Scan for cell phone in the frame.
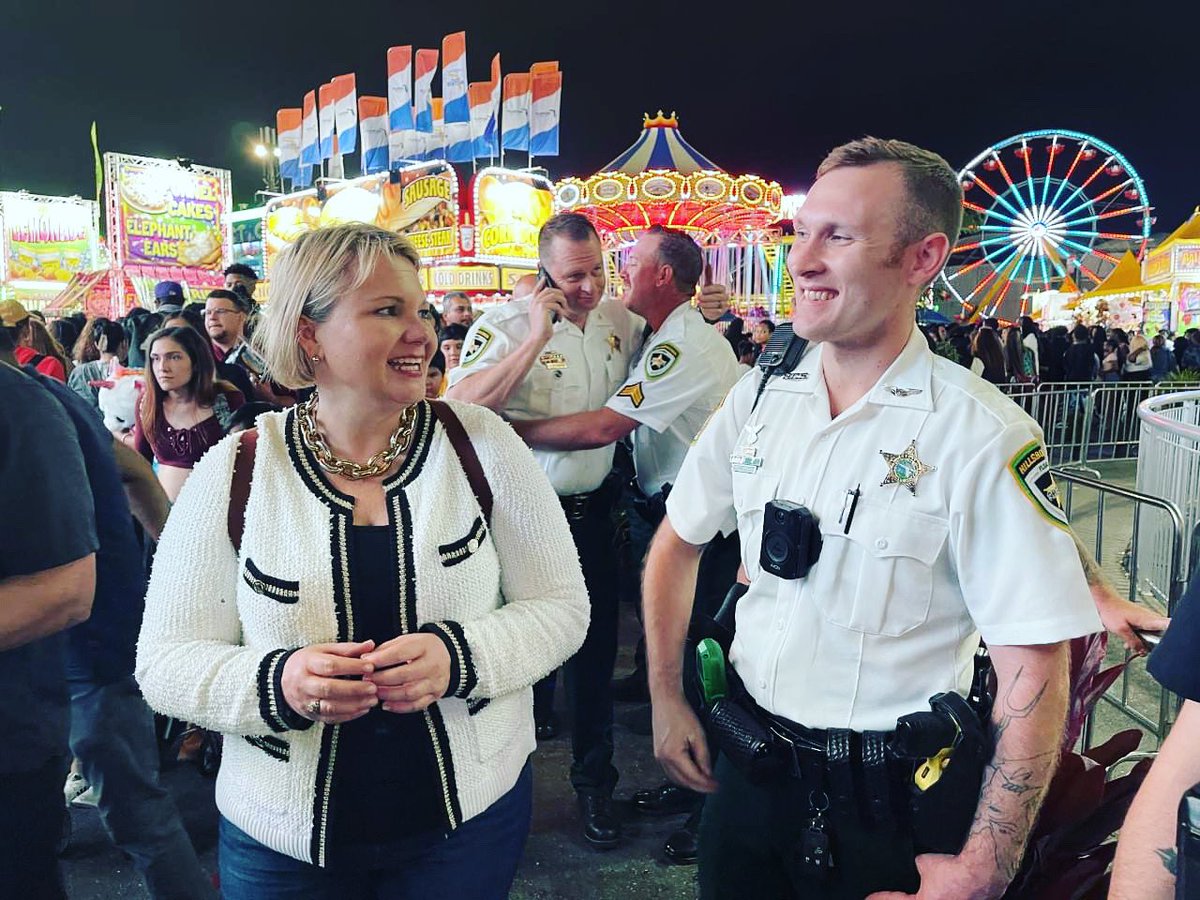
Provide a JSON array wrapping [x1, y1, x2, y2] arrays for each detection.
[[537, 265, 560, 323], [1134, 628, 1163, 647]]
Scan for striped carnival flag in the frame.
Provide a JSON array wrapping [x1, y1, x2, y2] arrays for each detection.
[[358, 96, 389, 175], [413, 49, 438, 133], [441, 31, 469, 124], [276, 108, 303, 182], [422, 97, 446, 160], [317, 82, 337, 160], [386, 46, 414, 133], [501, 74, 531, 152], [529, 70, 562, 157], [468, 82, 493, 159], [481, 53, 501, 158], [300, 90, 319, 166], [331, 74, 358, 155]]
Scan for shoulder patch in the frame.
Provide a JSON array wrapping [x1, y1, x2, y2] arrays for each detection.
[[645, 343, 680, 380], [617, 382, 645, 408], [460, 327, 493, 367], [1007, 440, 1069, 530]]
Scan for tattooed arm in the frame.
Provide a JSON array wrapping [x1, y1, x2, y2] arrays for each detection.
[[1111, 699, 1200, 899], [958, 644, 1070, 896], [868, 643, 1070, 900], [1072, 530, 1169, 655]]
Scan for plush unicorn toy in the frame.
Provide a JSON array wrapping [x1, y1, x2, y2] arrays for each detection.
[[91, 359, 144, 436]]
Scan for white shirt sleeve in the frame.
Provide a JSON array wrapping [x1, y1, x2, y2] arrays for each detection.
[[664, 371, 758, 544], [949, 421, 1101, 645], [446, 313, 517, 387]]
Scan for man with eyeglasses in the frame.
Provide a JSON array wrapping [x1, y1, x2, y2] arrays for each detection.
[[204, 290, 295, 408]]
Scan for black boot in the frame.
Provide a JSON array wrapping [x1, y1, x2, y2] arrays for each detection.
[[663, 804, 702, 864], [578, 794, 621, 849]]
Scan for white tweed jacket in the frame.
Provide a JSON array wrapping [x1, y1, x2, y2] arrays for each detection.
[[135, 400, 590, 866]]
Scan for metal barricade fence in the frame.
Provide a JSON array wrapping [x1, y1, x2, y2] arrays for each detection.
[[998, 381, 1200, 467], [1136, 391, 1200, 592], [1054, 468, 1188, 748]]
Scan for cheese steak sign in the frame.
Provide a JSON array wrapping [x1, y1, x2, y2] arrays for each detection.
[[262, 162, 459, 271]]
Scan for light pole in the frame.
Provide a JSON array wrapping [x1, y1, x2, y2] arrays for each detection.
[[253, 125, 281, 193]]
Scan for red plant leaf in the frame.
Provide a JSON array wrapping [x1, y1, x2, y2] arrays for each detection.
[[1061, 761, 1152, 854], [1083, 729, 1143, 768], [1034, 753, 1107, 838]]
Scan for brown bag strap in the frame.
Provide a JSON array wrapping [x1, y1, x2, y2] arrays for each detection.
[[228, 429, 258, 553], [428, 401, 493, 527]]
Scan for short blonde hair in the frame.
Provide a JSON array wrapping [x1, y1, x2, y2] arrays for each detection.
[[255, 223, 422, 389], [817, 137, 963, 253]]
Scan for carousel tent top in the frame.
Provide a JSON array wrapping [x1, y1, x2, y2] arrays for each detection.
[[555, 112, 782, 242], [601, 112, 721, 175], [1078, 250, 1154, 299]]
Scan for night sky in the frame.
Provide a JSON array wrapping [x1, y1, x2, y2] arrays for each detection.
[[3, 0, 1198, 231]]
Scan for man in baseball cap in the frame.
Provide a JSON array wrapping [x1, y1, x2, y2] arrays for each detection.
[[153, 281, 185, 314]]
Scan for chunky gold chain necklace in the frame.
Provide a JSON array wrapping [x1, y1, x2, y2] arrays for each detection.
[[297, 394, 418, 480]]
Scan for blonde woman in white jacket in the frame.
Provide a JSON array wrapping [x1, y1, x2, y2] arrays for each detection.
[[136, 224, 590, 899]]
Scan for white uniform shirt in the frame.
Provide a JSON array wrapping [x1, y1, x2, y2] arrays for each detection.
[[605, 302, 742, 497], [448, 297, 643, 495], [666, 325, 1102, 731]]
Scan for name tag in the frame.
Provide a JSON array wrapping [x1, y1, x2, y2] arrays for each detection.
[[538, 351, 568, 370], [729, 448, 764, 474]]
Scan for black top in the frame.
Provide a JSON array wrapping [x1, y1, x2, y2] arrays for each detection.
[[327, 525, 450, 867], [1147, 568, 1200, 702], [26, 368, 149, 684], [0, 362, 99, 773]]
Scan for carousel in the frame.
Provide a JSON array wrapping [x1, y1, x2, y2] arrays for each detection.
[[555, 112, 786, 313]]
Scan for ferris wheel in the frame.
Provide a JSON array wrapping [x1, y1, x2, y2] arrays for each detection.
[[940, 129, 1152, 319]]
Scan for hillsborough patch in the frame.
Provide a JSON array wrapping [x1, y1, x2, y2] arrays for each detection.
[[461, 327, 493, 367], [645, 343, 680, 379], [1008, 440, 1068, 530]]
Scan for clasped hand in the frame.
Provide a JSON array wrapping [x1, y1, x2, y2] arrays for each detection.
[[281, 634, 452, 724]]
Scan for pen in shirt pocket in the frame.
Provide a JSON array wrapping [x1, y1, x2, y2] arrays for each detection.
[[839, 485, 861, 535]]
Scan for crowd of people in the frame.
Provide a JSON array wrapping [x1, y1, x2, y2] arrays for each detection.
[[921, 317, 1200, 386], [2, 140, 1198, 900]]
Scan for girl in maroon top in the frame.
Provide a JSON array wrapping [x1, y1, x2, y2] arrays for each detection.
[[135, 325, 244, 501]]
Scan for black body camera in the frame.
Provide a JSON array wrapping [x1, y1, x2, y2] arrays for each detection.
[[760, 500, 822, 579]]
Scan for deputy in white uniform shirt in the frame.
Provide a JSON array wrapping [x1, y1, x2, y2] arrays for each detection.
[[510, 226, 741, 502], [510, 225, 743, 864], [446, 213, 641, 850], [643, 138, 1103, 900]]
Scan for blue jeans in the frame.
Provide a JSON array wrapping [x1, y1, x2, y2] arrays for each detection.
[[219, 760, 533, 900], [68, 675, 213, 899]]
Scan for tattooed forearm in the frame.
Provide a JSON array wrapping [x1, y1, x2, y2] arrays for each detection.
[[964, 664, 1065, 890], [1072, 530, 1106, 587], [1156, 847, 1178, 875]]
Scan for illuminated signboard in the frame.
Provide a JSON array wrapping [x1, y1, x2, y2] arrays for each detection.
[[0, 192, 100, 292], [470, 168, 554, 264], [263, 161, 459, 271], [105, 153, 231, 272]]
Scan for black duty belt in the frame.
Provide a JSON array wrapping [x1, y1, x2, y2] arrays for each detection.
[[558, 481, 616, 522]]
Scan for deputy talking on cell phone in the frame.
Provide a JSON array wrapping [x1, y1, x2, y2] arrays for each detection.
[[446, 213, 643, 849], [642, 138, 1103, 900]]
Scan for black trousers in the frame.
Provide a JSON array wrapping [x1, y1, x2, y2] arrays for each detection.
[[699, 754, 921, 899], [0, 754, 69, 900], [560, 497, 622, 797]]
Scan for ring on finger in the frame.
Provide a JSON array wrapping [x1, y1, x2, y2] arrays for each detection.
[[306, 698, 322, 717]]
